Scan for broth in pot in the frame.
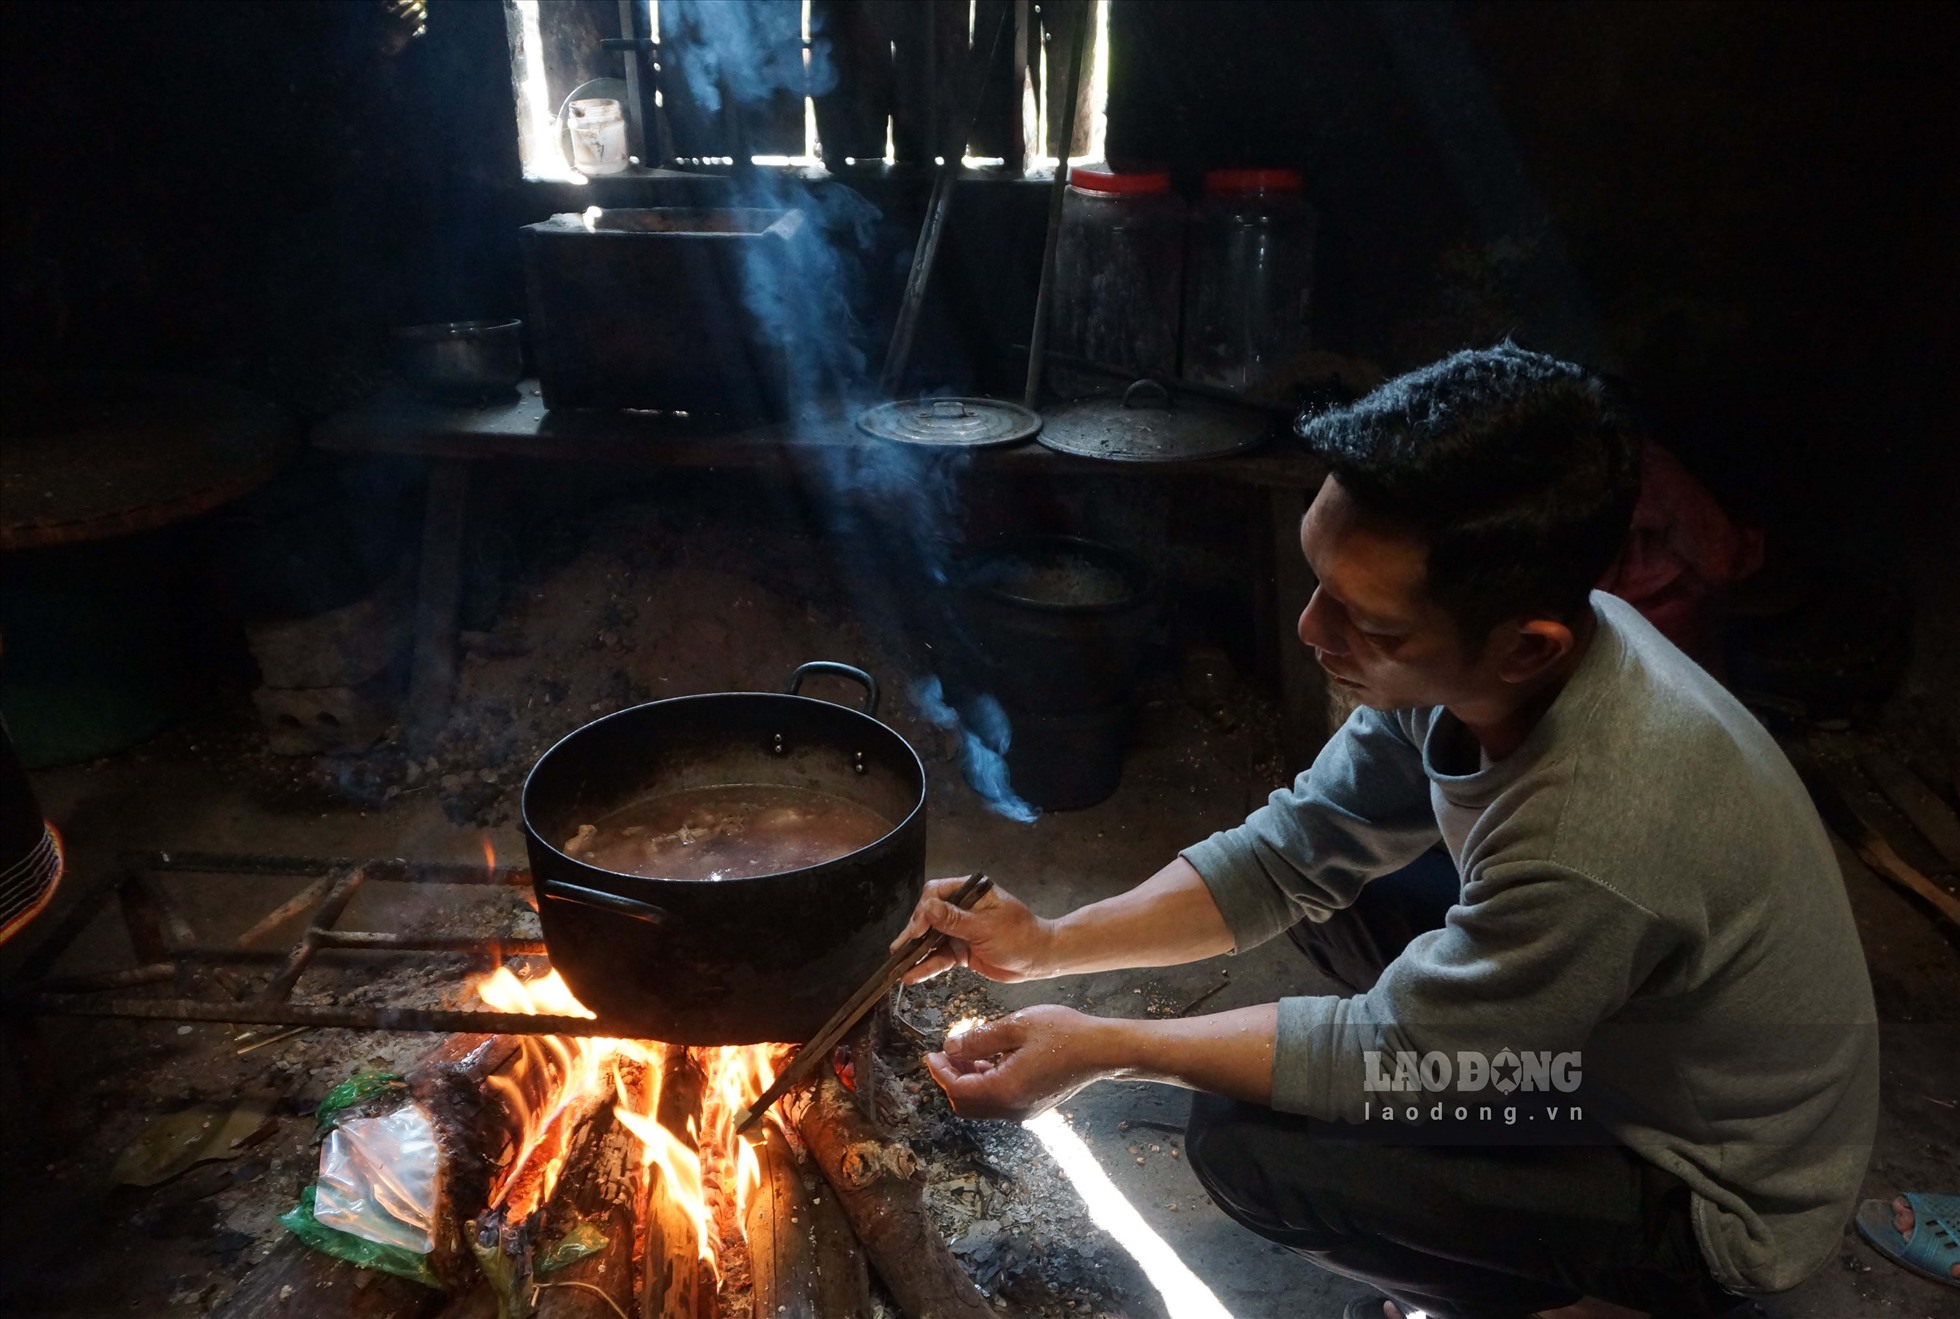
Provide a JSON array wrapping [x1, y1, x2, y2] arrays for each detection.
[[560, 783, 893, 882]]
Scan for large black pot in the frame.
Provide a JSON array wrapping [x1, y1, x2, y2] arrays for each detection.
[[521, 663, 925, 1044]]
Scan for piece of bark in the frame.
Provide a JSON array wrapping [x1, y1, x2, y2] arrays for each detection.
[[532, 1112, 644, 1318], [742, 1123, 820, 1319], [217, 1235, 444, 1319], [796, 1067, 1003, 1319]]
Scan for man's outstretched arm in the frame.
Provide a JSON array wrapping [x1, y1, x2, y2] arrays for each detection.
[[894, 855, 1234, 984]]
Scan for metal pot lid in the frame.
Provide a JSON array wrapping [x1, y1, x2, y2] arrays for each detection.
[[856, 397, 1042, 449], [1038, 379, 1270, 463]]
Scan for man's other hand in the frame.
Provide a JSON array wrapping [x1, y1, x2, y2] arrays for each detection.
[[923, 1006, 1110, 1120], [891, 877, 1055, 984]]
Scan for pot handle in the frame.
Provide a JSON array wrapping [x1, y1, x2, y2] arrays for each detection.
[[786, 661, 879, 716], [540, 878, 673, 927]]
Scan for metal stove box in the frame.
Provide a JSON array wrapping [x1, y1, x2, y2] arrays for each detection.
[[520, 207, 803, 418]]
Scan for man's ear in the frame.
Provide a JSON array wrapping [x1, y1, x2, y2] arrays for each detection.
[[1496, 618, 1578, 685]]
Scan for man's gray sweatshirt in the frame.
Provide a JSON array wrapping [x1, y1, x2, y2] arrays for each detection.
[[1181, 592, 1877, 1296]]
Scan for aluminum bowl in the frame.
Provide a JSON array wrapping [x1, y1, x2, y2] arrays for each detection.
[[392, 319, 524, 399]]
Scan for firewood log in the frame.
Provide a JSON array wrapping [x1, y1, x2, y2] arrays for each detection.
[[531, 1112, 643, 1318], [741, 1122, 820, 1319], [638, 1163, 710, 1319], [796, 1067, 1007, 1319], [636, 1047, 711, 1319], [808, 1173, 873, 1319]]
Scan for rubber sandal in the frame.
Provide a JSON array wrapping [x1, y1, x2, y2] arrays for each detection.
[[1342, 1298, 1424, 1319], [1855, 1193, 1960, 1290]]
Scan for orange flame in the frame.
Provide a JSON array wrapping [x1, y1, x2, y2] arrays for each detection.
[[471, 967, 783, 1282]]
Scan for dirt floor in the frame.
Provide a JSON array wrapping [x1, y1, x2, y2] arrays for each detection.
[[3, 499, 1956, 1319]]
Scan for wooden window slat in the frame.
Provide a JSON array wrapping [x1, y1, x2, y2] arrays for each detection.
[[660, 0, 806, 160], [536, 0, 626, 119]]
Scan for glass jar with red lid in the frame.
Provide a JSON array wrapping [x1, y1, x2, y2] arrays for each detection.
[[1182, 168, 1317, 394], [1049, 165, 1186, 388]]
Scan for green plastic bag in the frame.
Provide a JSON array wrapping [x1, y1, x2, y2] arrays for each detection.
[[535, 1218, 609, 1276], [279, 1186, 443, 1289], [315, 1071, 406, 1130]]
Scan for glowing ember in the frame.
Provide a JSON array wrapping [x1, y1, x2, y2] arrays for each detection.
[[471, 966, 783, 1281]]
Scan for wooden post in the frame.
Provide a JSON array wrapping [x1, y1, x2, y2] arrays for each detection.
[[405, 459, 472, 755]]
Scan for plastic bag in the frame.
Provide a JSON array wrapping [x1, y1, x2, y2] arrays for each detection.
[[280, 1187, 443, 1289], [313, 1102, 440, 1253], [535, 1218, 608, 1275], [315, 1071, 406, 1130]]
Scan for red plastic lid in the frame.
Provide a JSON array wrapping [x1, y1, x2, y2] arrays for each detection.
[[1068, 166, 1173, 196], [1204, 168, 1305, 195]]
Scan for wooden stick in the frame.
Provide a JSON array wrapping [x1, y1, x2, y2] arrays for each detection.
[[1861, 748, 1960, 868], [1796, 746, 1960, 931], [735, 874, 990, 1134], [233, 873, 338, 948]]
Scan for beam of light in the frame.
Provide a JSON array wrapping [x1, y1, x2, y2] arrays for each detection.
[[514, 0, 580, 181], [1024, 1110, 1236, 1319]]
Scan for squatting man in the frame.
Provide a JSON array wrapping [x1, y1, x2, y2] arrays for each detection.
[[892, 346, 1877, 1319]]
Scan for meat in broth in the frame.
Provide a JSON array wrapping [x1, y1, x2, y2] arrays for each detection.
[[560, 783, 893, 881]]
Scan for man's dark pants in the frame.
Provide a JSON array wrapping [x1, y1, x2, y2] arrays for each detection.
[[1183, 852, 1738, 1319]]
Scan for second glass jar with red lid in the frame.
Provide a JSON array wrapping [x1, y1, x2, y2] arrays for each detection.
[[1181, 168, 1317, 394], [1050, 166, 1186, 387]]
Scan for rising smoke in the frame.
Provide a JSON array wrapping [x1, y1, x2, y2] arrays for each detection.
[[664, 8, 1039, 822]]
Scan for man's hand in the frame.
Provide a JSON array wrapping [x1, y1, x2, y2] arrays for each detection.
[[890, 877, 1056, 984], [923, 1005, 1112, 1121]]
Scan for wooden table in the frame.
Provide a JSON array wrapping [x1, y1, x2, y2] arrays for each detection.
[[314, 384, 1330, 764]]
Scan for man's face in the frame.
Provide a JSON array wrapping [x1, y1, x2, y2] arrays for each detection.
[[1296, 476, 1496, 712]]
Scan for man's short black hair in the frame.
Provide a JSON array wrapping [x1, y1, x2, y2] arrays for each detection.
[[1296, 343, 1641, 649]]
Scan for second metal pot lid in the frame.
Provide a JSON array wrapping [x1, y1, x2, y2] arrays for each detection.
[[1037, 379, 1271, 463], [855, 397, 1042, 449]]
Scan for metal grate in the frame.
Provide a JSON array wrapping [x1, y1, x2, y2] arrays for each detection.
[[8, 850, 643, 1038]]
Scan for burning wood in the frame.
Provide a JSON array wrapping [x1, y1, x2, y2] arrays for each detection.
[[529, 1112, 643, 1318], [465, 967, 786, 1318], [241, 966, 1015, 1319]]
